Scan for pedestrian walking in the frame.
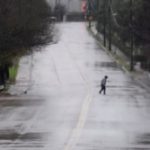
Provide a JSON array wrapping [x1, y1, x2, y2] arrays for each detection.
[[99, 75, 108, 95]]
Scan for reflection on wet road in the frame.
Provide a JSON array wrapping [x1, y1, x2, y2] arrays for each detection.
[[0, 22, 150, 150]]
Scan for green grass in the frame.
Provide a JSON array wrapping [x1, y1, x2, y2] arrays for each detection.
[[87, 25, 132, 72], [113, 53, 130, 71], [9, 65, 18, 83]]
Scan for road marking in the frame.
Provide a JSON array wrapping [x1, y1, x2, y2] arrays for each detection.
[[64, 86, 93, 150], [63, 39, 93, 150]]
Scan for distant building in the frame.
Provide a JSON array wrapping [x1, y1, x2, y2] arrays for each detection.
[[47, 0, 82, 13], [47, 0, 85, 21]]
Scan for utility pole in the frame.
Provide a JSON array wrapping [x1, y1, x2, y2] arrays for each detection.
[[55, 0, 60, 5], [103, 0, 106, 47], [96, 0, 100, 32], [55, 0, 58, 6], [96, 0, 99, 18], [130, 0, 134, 71], [108, 0, 112, 51], [67, 0, 71, 13], [88, 0, 92, 28]]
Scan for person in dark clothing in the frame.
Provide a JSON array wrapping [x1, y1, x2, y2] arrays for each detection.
[[99, 75, 108, 95]]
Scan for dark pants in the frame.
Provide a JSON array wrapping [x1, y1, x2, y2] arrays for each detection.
[[99, 85, 106, 95]]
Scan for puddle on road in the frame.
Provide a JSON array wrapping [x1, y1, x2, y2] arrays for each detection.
[[86, 61, 120, 71], [136, 133, 150, 145], [0, 130, 47, 141], [76, 144, 150, 150], [94, 61, 119, 69], [0, 99, 45, 107]]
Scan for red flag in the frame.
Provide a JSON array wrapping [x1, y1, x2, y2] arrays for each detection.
[[81, 0, 87, 13]]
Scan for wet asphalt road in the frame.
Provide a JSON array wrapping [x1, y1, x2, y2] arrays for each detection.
[[1, 22, 150, 150]]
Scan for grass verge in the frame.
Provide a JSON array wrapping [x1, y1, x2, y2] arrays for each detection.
[[9, 65, 19, 83]]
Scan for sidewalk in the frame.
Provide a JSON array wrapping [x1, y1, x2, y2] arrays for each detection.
[[8, 54, 34, 95], [88, 22, 150, 92]]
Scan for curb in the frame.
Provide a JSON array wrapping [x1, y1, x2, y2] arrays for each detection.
[[87, 25, 150, 92], [87, 26, 129, 73]]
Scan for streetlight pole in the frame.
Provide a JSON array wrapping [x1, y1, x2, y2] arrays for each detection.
[[96, 0, 100, 32], [108, 0, 112, 51], [87, 0, 92, 28], [55, 0, 58, 6], [130, 0, 134, 71], [96, 0, 99, 19], [67, 0, 71, 13], [103, 0, 106, 46]]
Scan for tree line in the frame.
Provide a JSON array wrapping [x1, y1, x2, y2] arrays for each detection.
[[0, 0, 52, 87], [87, 0, 150, 71]]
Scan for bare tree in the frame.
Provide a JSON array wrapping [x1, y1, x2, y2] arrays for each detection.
[[0, 0, 53, 85], [0, 0, 52, 59]]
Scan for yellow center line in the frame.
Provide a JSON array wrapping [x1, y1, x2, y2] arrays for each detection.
[[64, 86, 93, 150]]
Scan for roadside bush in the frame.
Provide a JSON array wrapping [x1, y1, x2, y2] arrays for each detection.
[[0, 0, 53, 87]]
